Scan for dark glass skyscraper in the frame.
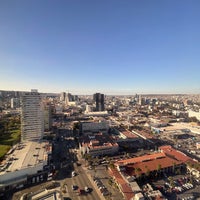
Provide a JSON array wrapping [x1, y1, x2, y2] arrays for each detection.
[[93, 93, 105, 111]]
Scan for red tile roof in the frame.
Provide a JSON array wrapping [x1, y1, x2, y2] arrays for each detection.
[[159, 145, 192, 162], [116, 152, 166, 166], [109, 168, 134, 200], [132, 129, 155, 139], [125, 156, 182, 177], [121, 130, 139, 139], [110, 146, 193, 200]]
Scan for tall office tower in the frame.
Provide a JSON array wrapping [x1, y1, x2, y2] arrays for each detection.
[[93, 93, 105, 111], [21, 89, 44, 141], [60, 92, 66, 101], [138, 95, 142, 105], [44, 104, 52, 131], [65, 93, 77, 105]]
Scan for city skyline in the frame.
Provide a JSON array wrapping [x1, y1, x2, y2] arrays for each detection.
[[1, 1, 200, 95]]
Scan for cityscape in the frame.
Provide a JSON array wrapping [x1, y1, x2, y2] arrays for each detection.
[[1, 1, 200, 200], [0, 90, 200, 200]]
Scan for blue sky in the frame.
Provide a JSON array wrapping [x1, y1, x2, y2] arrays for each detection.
[[0, 0, 200, 94]]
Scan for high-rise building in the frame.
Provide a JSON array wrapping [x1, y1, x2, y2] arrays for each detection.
[[60, 92, 66, 101], [65, 93, 79, 106], [44, 104, 52, 131], [93, 93, 105, 111], [21, 90, 44, 141], [65, 93, 73, 104], [11, 98, 20, 109]]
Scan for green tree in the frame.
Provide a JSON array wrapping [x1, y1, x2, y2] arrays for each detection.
[[109, 161, 115, 169], [135, 167, 142, 179], [172, 162, 176, 173], [168, 176, 174, 188], [157, 164, 162, 175], [84, 153, 92, 167], [145, 165, 150, 177]]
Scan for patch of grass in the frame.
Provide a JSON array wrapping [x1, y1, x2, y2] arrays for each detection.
[[0, 130, 20, 146], [0, 129, 21, 159], [0, 145, 10, 158]]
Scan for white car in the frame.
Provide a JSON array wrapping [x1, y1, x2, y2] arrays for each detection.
[[72, 171, 76, 177], [85, 186, 90, 192]]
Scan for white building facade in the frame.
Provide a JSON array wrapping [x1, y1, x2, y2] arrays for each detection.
[[21, 90, 44, 141]]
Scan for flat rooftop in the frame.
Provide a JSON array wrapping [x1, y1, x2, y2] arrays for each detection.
[[121, 130, 139, 139], [0, 141, 51, 175], [81, 132, 118, 150], [27, 189, 62, 200], [161, 122, 200, 134]]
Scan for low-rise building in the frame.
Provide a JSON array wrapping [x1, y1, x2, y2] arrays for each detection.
[[0, 141, 52, 193], [79, 132, 119, 156], [80, 121, 109, 135], [109, 146, 193, 200]]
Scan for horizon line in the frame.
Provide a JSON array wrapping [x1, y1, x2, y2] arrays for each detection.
[[0, 89, 200, 96]]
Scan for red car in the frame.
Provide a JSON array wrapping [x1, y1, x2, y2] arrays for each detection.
[[78, 189, 85, 195]]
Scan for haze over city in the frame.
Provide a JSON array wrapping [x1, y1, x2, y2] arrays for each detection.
[[0, 1, 200, 94]]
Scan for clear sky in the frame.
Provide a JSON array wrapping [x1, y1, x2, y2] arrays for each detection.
[[0, 0, 200, 95]]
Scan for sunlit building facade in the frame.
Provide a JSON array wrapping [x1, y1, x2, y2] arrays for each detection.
[[21, 90, 44, 141]]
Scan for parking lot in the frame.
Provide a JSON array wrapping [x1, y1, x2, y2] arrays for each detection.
[[150, 173, 200, 200]]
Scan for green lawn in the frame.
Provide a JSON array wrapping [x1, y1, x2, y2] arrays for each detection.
[[0, 129, 20, 159], [0, 130, 20, 145], [0, 145, 10, 158]]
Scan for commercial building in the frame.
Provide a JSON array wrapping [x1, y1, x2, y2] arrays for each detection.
[[116, 146, 191, 177], [44, 104, 52, 131], [93, 93, 105, 111], [65, 93, 78, 106], [21, 90, 44, 141], [108, 146, 193, 200], [60, 92, 66, 101], [79, 132, 119, 156], [80, 121, 109, 135], [0, 141, 52, 193]]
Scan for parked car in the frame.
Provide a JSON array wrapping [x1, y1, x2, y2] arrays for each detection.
[[72, 185, 78, 190], [85, 186, 90, 193], [78, 188, 85, 195], [72, 171, 76, 177]]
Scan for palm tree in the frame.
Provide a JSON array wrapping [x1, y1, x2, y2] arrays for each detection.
[[157, 164, 162, 177], [126, 152, 131, 158], [108, 178, 113, 200], [108, 178, 113, 186], [145, 165, 150, 178], [172, 162, 176, 174], [93, 165, 97, 178], [93, 156, 99, 166], [168, 176, 174, 189], [84, 153, 92, 167], [109, 161, 115, 169], [135, 167, 142, 179]]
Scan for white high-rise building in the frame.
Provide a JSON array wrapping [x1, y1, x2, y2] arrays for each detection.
[[11, 98, 20, 109], [21, 90, 44, 141]]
